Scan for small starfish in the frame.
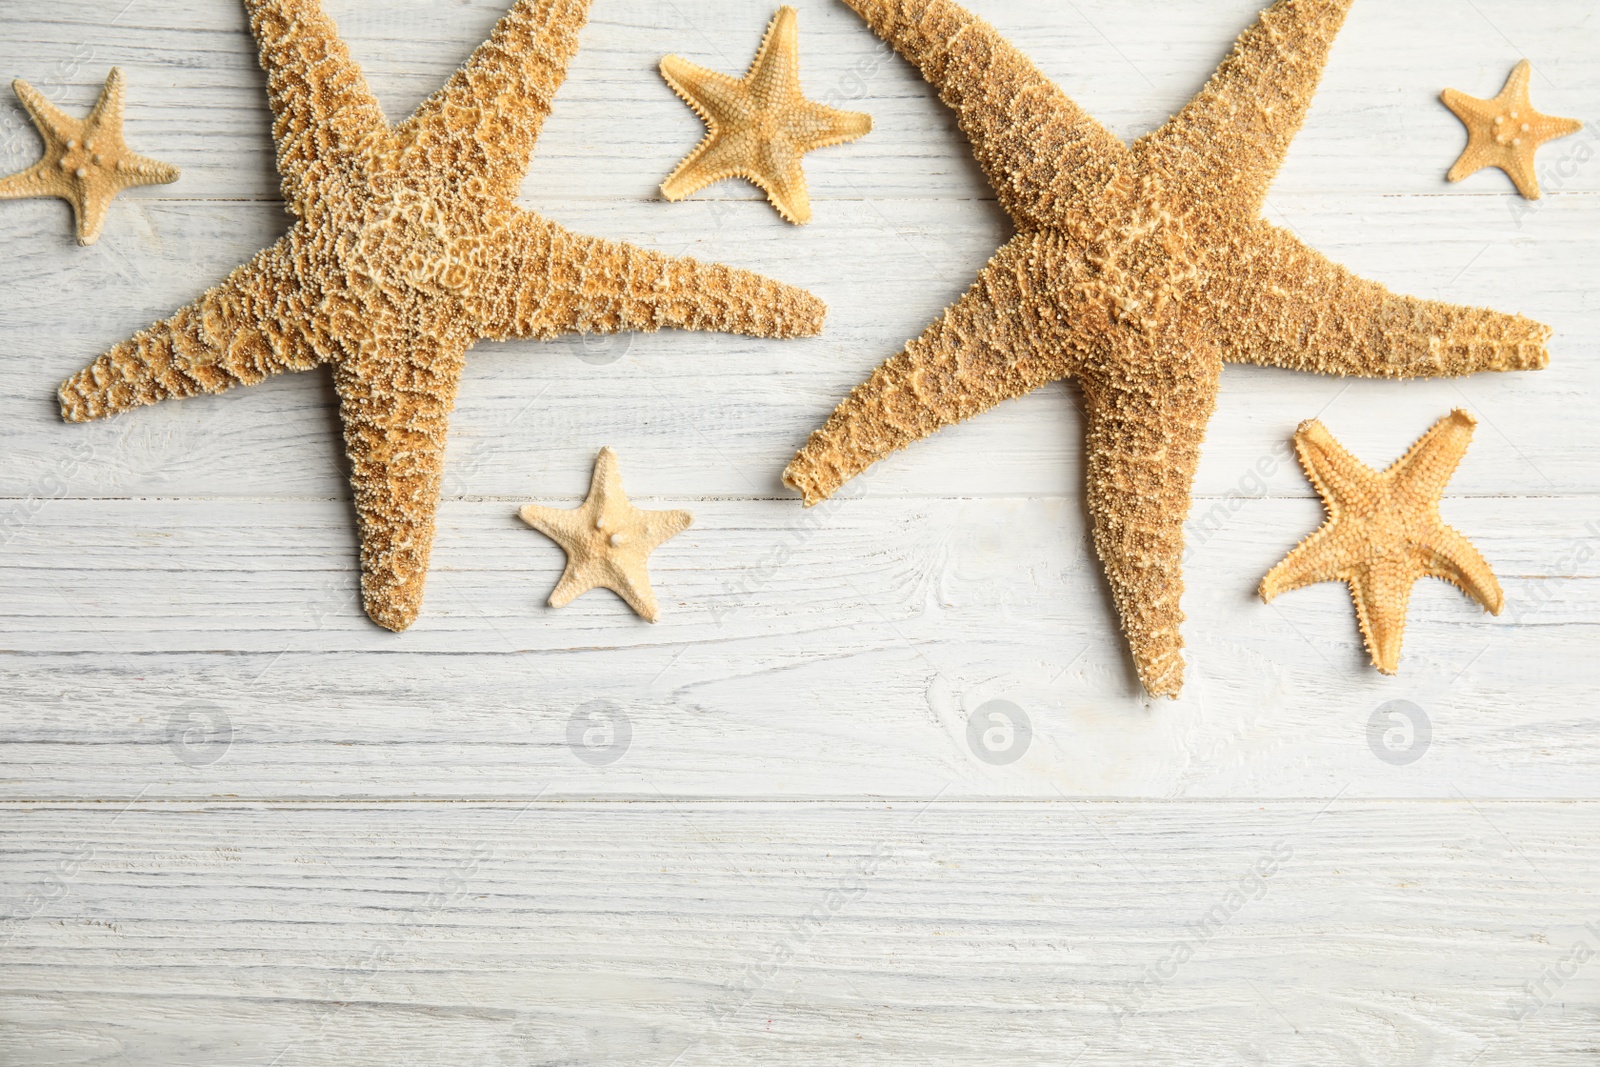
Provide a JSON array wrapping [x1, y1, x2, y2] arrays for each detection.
[[520, 448, 693, 622], [1442, 60, 1582, 200], [660, 5, 872, 224], [1260, 410, 1503, 675], [783, 0, 1549, 697], [57, 0, 825, 632], [0, 67, 179, 245]]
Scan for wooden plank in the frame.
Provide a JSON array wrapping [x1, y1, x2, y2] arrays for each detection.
[[2, 495, 1595, 799], [3, 801, 1598, 1066]]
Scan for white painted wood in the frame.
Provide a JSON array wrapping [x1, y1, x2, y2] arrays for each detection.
[[0, 0, 1596, 1060], [4, 802, 1600, 1066]]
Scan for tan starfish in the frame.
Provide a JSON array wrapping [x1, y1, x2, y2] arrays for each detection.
[[0, 67, 179, 245], [520, 447, 693, 622], [660, 5, 873, 224], [1260, 410, 1503, 674], [1442, 60, 1582, 200], [782, 0, 1549, 697], [57, 0, 825, 633]]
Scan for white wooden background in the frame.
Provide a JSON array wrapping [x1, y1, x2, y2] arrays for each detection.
[[1, 0, 1597, 1062]]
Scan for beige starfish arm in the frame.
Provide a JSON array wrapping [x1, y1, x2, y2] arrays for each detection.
[[398, 0, 592, 198], [10, 77, 77, 141], [1079, 352, 1222, 699], [797, 100, 875, 150], [1290, 417, 1376, 511], [659, 56, 747, 136], [1389, 408, 1476, 502], [332, 335, 472, 633], [660, 125, 755, 202], [1422, 525, 1505, 615], [605, 564, 662, 622], [1348, 559, 1416, 674], [244, 0, 388, 207], [1214, 221, 1552, 378], [1258, 523, 1354, 601], [783, 240, 1068, 505], [59, 241, 328, 422], [840, 0, 1129, 228], [0, 162, 57, 201], [1134, 0, 1355, 218], [476, 214, 827, 342]]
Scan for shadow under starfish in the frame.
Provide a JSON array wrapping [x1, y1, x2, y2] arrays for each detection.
[[783, 0, 1550, 698], [57, 0, 826, 632]]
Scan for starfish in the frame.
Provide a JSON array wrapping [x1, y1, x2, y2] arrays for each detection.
[[1442, 60, 1583, 200], [782, 0, 1550, 697], [57, 0, 825, 632], [519, 447, 693, 622], [0, 67, 179, 245], [1260, 410, 1503, 674], [659, 5, 873, 224]]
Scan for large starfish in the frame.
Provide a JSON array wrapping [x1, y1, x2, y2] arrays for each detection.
[[1260, 410, 1503, 674], [783, 0, 1550, 697], [57, 0, 825, 632]]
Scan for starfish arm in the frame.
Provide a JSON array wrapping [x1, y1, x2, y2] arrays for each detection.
[[1389, 408, 1475, 502], [602, 560, 662, 622], [398, 0, 591, 198], [841, 0, 1129, 228], [1348, 559, 1416, 674], [332, 333, 472, 633], [475, 213, 827, 343], [1291, 417, 1376, 512], [109, 150, 182, 191], [747, 5, 803, 101], [0, 162, 58, 201], [548, 561, 603, 609], [797, 101, 875, 151], [784, 238, 1070, 506], [1258, 523, 1354, 600], [10, 77, 76, 142], [1133, 0, 1354, 219], [82, 65, 126, 130], [1423, 525, 1504, 615], [1079, 346, 1222, 699], [660, 124, 754, 202], [59, 240, 327, 422], [1500, 153, 1542, 201], [756, 155, 812, 225], [1214, 221, 1552, 378], [659, 57, 749, 133], [244, 0, 388, 208]]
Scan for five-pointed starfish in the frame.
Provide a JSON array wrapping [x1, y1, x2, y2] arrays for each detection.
[[520, 447, 693, 622], [782, 0, 1550, 697], [660, 5, 873, 224], [1260, 410, 1502, 674], [57, 0, 825, 632], [1442, 60, 1583, 200], [0, 67, 179, 245]]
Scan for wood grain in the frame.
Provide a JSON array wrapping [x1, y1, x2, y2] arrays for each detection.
[[1, 0, 1596, 1061]]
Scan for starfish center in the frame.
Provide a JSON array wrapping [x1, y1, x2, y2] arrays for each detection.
[[1068, 176, 1201, 332]]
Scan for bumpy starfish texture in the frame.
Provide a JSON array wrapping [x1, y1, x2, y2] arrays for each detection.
[[58, 0, 825, 632], [1442, 60, 1582, 200], [660, 5, 872, 224], [1261, 410, 1502, 674], [519, 448, 693, 622], [782, 0, 1550, 697], [0, 68, 179, 245]]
